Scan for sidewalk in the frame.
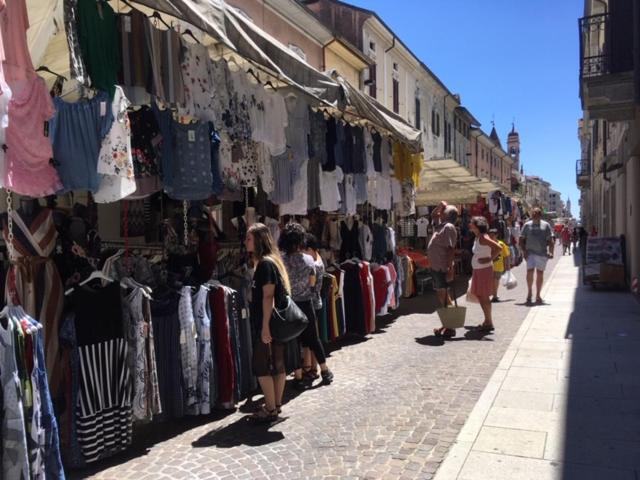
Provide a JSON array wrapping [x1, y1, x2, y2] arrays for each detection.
[[434, 256, 640, 480]]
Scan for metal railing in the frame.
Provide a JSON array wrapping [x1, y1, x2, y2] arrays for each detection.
[[579, 13, 610, 79], [576, 159, 591, 177]]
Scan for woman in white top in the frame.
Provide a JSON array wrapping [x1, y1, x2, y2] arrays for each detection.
[[469, 217, 502, 332]]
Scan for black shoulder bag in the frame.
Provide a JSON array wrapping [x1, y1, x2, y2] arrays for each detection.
[[267, 262, 309, 342]]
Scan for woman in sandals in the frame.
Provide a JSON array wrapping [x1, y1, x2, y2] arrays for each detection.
[[245, 223, 290, 423], [468, 217, 503, 332], [280, 224, 334, 390]]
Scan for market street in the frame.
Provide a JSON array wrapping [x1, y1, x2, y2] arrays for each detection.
[[70, 256, 569, 480]]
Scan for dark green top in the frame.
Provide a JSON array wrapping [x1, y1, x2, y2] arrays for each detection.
[[77, 0, 120, 97]]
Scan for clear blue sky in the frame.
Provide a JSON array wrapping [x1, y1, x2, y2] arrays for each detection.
[[348, 0, 583, 214]]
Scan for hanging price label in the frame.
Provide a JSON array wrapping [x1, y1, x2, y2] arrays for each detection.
[[188, 130, 196, 142]]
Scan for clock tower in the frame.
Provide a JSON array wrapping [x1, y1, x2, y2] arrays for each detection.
[[507, 123, 520, 172]]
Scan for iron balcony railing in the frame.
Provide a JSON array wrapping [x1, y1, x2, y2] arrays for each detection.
[[576, 159, 591, 177], [579, 13, 610, 79]]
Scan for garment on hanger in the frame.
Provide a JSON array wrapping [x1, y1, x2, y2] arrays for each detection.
[[251, 87, 288, 156], [95, 85, 136, 203], [65, 282, 132, 464], [279, 159, 308, 216], [359, 222, 373, 261], [324, 116, 337, 171], [77, 0, 119, 96], [371, 223, 388, 262], [128, 105, 162, 198], [282, 89, 310, 176], [117, 9, 152, 105], [178, 286, 199, 413], [122, 285, 162, 422], [416, 216, 430, 238], [352, 125, 366, 174], [144, 18, 185, 105], [180, 40, 218, 123], [2, 207, 65, 394], [340, 174, 357, 216], [319, 167, 343, 212], [169, 120, 214, 200], [4, 76, 63, 196], [1, 0, 34, 83], [339, 218, 362, 261]]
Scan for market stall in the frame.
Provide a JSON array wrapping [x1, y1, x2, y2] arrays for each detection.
[[0, 0, 427, 476]]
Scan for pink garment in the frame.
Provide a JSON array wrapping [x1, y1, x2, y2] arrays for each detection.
[[5, 76, 63, 196], [1, 0, 34, 83], [470, 266, 494, 299]]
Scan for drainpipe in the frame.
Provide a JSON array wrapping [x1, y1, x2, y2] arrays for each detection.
[[383, 36, 396, 108]]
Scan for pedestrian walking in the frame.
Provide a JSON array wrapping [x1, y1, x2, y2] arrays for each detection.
[[571, 227, 579, 254], [468, 217, 502, 332], [428, 202, 459, 337], [245, 223, 291, 423], [280, 223, 333, 390], [489, 228, 511, 303], [561, 224, 572, 255], [520, 208, 554, 305]]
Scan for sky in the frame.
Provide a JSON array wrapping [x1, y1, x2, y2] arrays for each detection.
[[348, 0, 583, 214]]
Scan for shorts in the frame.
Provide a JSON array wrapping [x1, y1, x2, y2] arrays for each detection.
[[431, 270, 449, 290], [252, 338, 285, 377], [493, 270, 504, 280], [526, 253, 549, 271]]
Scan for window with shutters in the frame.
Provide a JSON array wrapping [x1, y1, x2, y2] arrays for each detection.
[[436, 113, 440, 137], [415, 97, 421, 129], [392, 78, 399, 113], [431, 110, 436, 134], [368, 64, 377, 98]]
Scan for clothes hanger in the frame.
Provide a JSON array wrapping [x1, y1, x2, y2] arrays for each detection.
[[151, 11, 171, 30], [36, 66, 67, 81], [182, 28, 201, 44]]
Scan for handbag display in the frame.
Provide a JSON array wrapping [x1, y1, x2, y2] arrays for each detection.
[[270, 294, 309, 342]]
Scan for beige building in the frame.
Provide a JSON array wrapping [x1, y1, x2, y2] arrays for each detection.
[[578, 0, 640, 284], [524, 175, 551, 211]]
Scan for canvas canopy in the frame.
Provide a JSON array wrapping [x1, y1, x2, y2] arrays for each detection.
[[416, 159, 506, 205]]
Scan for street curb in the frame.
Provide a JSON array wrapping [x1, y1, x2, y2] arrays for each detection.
[[433, 259, 564, 480]]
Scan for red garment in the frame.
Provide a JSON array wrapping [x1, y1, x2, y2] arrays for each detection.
[[372, 265, 391, 314], [386, 263, 398, 309], [210, 287, 236, 406], [358, 262, 373, 334], [397, 247, 430, 269]]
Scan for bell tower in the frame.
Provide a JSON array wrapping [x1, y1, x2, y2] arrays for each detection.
[[507, 123, 520, 172]]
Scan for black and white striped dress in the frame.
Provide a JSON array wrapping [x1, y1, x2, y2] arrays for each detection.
[[70, 283, 132, 463]]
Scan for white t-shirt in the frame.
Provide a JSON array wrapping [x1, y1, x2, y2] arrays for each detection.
[[391, 177, 402, 205], [342, 174, 357, 216], [367, 173, 392, 211], [416, 217, 430, 237], [252, 88, 288, 156], [319, 167, 343, 212]]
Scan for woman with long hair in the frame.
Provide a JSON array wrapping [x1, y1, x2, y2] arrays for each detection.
[[245, 223, 291, 422], [468, 216, 502, 332], [279, 224, 333, 390]]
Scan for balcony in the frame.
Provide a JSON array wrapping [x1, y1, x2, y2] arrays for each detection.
[[579, 12, 634, 121], [576, 159, 591, 189]]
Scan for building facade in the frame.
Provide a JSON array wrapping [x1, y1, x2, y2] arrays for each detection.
[[578, 0, 640, 284], [524, 175, 551, 211], [549, 189, 563, 215]]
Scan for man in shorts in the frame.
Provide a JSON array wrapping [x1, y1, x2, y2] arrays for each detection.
[[428, 203, 458, 335], [520, 207, 554, 305]]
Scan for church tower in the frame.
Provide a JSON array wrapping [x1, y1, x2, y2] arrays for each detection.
[[507, 123, 520, 172]]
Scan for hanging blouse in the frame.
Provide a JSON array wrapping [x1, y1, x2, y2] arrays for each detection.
[[251, 87, 287, 156], [128, 106, 162, 198], [180, 40, 218, 123], [193, 286, 213, 414], [50, 91, 114, 192], [4, 76, 63, 196], [77, 0, 119, 97], [169, 121, 214, 200], [117, 9, 152, 105], [209, 58, 232, 129], [94, 86, 136, 203], [144, 20, 185, 106]]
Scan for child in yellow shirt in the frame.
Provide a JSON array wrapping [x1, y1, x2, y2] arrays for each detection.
[[489, 228, 511, 303]]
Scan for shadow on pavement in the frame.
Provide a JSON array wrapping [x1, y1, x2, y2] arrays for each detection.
[[192, 416, 286, 449], [560, 267, 640, 478]]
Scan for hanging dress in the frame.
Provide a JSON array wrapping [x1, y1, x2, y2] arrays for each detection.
[[2, 208, 64, 397]]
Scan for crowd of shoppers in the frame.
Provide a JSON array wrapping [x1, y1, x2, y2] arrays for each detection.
[[244, 222, 334, 424]]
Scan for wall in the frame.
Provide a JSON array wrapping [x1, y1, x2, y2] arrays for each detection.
[[324, 48, 360, 86], [227, 0, 324, 69]]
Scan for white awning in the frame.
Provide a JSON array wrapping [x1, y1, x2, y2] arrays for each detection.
[[416, 159, 506, 205]]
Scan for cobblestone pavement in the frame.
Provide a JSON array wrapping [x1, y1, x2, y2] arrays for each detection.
[[71, 255, 560, 480]]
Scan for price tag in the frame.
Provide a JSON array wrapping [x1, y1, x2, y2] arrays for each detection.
[[188, 130, 196, 142], [100, 101, 107, 117], [179, 331, 186, 345], [241, 308, 248, 319]]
